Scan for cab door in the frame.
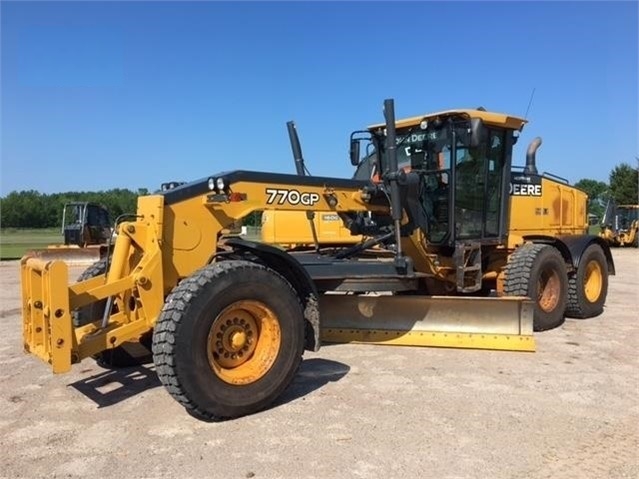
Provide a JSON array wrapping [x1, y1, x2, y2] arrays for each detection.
[[454, 128, 508, 241]]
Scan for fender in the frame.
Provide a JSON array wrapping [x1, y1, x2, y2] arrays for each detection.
[[224, 238, 322, 351], [523, 234, 615, 275]]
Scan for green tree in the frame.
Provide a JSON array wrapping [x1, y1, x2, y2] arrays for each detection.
[[0, 190, 54, 228], [609, 162, 639, 205], [574, 178, 609, 219], [0, 188, 142, 228], [574, 178, 609, 200]]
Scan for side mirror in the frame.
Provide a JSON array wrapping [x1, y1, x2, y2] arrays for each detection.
[[469, 118, 486, 148], [350, 139, 361, 166]]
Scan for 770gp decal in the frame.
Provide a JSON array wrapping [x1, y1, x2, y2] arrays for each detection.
[[265, 188, 321, 206]]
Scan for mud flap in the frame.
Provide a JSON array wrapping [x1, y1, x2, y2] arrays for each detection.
[[319, 294, 535, 352]]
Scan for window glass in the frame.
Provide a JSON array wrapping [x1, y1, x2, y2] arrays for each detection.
[[454, 128, 505, 239], [485, 130, 505, 236]]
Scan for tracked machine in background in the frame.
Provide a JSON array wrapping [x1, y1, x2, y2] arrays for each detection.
[[20, 98, 613, 421]]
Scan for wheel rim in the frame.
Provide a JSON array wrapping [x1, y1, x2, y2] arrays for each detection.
[[207, 300, 281, 385], [583, 260, 603, 303], [537, 267, 561, 313]]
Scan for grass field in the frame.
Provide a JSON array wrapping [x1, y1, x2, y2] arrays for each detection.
[[0, 228, 61, 260], [0, 227, 263, 260]]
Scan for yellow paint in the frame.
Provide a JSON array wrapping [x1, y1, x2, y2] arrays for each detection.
[[583, 260, 603, 303], [508, 176, 588, 249], [261, 210, 364, 247], [207, 300, 281, 385], [20, 258, 73, 373], [321, 328, 535, 352], [367, 108, 527, 132]]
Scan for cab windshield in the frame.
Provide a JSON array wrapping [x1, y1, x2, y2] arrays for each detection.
[[617, 207, 639, 230], [375, 119, 507, 244], [387, 124, 455, 243]]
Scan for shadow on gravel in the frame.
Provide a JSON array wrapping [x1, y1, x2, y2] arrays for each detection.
[[68, 364, 160, 408], [273, 358, 350, 408], [68, 357, 349, 412]]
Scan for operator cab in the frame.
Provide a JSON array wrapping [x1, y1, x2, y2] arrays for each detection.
[[615, 205, 639, 232], [61, 202, 112, 247], [350, 109, 527, 247]]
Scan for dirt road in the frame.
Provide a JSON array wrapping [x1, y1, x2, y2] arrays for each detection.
[[1, 249, 637, 479]]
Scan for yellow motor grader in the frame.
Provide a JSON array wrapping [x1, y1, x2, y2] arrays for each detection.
[[20, 99, 614, 421]]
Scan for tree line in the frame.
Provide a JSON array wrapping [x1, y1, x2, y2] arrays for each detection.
[[0, 188, 148, 229], [575, 162, 639, 220], [0, 188, 263, 229]]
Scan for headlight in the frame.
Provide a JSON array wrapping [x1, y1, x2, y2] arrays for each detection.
[[207, 177, 216, 191], [216, 177, 226, 191]]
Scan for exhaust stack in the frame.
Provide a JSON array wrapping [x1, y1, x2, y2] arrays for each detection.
[[286, 121, 319, 251], [524, 137, 542, 175], [287, 121, 306, 177]]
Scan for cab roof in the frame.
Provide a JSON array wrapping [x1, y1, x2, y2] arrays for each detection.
[[367, 108, 528, 132]]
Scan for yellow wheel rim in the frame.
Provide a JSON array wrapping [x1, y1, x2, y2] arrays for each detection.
[[583, 260, 603, 303], [207, 300, 281, 385], [537, 268, 561, 313]]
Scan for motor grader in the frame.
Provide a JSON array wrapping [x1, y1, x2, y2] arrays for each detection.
[[20, 98, 614, 421]]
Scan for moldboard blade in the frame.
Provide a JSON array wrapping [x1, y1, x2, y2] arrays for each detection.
[[319, 294, 535, 352]]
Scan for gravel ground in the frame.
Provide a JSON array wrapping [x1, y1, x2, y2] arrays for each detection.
[[0, 248, 637, 479]]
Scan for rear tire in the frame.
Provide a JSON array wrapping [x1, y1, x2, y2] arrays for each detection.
[[565, 244, 608, 318], [504, 243, 568, 332], [152, 260, 305, 421]]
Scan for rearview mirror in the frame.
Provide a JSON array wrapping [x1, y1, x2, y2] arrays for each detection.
[[350, 139, 361, 166], [470, 118, 486, 148]]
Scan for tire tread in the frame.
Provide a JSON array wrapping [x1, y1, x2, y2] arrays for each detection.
[[152, 260, 302, 421], [504, 243, 567, 331]]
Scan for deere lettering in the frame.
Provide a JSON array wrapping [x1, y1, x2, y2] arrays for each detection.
[[265, 188, 321, 206], [510, 183, 542, 196], [396, 133, 427, 144]]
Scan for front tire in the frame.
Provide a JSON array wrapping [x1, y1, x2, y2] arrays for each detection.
[[565, 244, 608, 318], [73, 259, 109, 328], [152, 260, 305, 421], [73, 260, 150, 368], [504, 243, 568, 332]]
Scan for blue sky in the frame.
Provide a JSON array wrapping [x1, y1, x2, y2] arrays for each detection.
[[1, 1, 637, 194]]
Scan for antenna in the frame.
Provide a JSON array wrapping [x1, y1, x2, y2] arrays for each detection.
[[524, 87, 536, 120]]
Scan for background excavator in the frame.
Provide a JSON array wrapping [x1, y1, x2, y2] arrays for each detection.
[[599, 200, 638, 247], [20, 98, 614, 421]]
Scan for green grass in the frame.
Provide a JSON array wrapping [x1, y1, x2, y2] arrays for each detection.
[[0, 228, 62, 260], [0, 227, 263, 260]]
